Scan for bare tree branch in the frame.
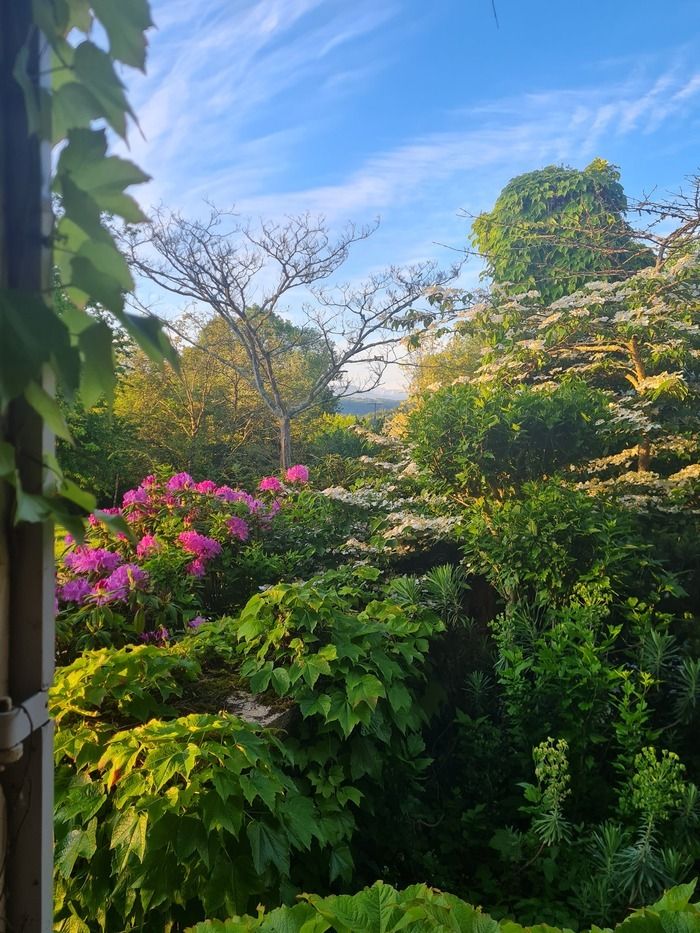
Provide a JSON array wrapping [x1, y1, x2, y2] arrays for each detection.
[[121, 209, 458, 466]]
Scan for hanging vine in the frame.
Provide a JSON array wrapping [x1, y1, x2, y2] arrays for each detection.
[[1, 0, 173, 537]]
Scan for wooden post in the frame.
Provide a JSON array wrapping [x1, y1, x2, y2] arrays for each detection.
[[0, 2, 55, 930]]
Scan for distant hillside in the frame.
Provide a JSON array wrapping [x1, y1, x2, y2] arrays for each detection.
[[338, 394, 405, 416]]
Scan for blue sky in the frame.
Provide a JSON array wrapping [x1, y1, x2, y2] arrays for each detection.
[[123, 0, 700, 388]]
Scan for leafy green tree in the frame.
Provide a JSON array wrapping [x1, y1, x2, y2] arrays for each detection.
[[471, 159, 653, 302]]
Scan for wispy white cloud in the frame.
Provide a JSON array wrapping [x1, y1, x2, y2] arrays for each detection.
[[123, 0, 398, 203]]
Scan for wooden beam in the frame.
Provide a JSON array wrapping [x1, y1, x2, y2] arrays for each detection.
[[0, 2, 55, 930]]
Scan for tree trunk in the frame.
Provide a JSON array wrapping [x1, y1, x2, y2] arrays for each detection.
[[279, 415, 292, 471], [627, 337, 651, 473], [638, 438, 652, 472]]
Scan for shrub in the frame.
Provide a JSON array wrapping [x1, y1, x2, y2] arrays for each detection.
[[185, 879, 700, 932], [406, 378, 613, 495], [55, 469, 314, 657]]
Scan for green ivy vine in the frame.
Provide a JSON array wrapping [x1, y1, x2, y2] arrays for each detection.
[[2, 0, 174, 536]]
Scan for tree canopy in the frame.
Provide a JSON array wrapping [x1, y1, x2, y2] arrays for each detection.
[[471, 158, 653, 302]]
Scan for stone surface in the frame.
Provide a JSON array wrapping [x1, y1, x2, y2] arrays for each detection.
[[225, 690, 295, 729]]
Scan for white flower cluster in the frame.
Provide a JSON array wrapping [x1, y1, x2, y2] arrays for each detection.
[[668, 463, 700, 484], [382, 512, 458, 540], [578, 463, 700, 514], [321, 484, 416, 511], [584, 447, 640, 474], [357, 456, 402, 472]]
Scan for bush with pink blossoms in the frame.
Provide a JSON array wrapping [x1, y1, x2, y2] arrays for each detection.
[[56, 469, 325, 659]]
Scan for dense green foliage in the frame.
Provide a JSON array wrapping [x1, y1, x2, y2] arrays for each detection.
[[471, 159, 653, 302], [52, 569, 442, 930], [186, 880, 700, 932], [10, 1, 696, 932], [2, 0, 172, 538], [407, 378, 613, 495]]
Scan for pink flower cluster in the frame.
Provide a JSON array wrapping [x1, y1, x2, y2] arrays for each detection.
[[285, 464, 309, 484], [178, 530, 222, 577], [57, 468, 310, 618], [57, 551, 149, 607], [136, 534, 159, 558], [259, 475, 284, 493], [93, 564, 149, 605], [225, 516, 249, 541], [64, 546, 123, 575]]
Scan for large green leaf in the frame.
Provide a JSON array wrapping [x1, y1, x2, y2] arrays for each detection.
[[246, 820, 290, 875], [24, 380, 71, 440], [78, 320, 116, 406], [72, 41, 134, 138], [55, 819, 97, 879], [91, 0, 154, 70], [52, 82, 102, 143], [110, 810, 148, 869]]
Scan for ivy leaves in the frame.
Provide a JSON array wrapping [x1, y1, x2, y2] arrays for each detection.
[[3, 0, 175, 534]]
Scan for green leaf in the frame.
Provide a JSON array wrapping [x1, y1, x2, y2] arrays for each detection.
[[91, 0, 154, 70], [66, 0, 93, 32], [271, 666, 291, 695], [52, 82, 102, 144], [239, 771, 281, 811], [72, 41, 134, 138], [328, 844, 354, 884], [121, 313, 178, 368], [59, 476, 97, 512], [201, 790, 244, 837], [79, 321, 116, 406], [67, 256, 124, 314], [246, 820, 290, 875], [93, 509, 135, 542], [55, 819, 97, 878], [0, 442, 16, 480], [14, 488, 52, 524], [281, 795, 316, 851], [0, 290, 71, 406], [110, 810, 148, 868], [24, 381, 71, 440]]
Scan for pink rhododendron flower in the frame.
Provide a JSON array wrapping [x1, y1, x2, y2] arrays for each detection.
[[215, 485, 238, 501], [285, 464, 309, 484], [136, 534, 159, 558], [58, 578, 92, 605], [178, 531, 221, 560], [258, 476, 283, 493], [166, 472, 193, 492], [139, 626, 170, 645], [194, 480, 218, 494], [140, 475, 157, 488], [92, 564, 148, 604], [186, 558, 207, 577], [225, 516, 249, 541], [122, 487, 149, 507], [64, 547, 123, 575]]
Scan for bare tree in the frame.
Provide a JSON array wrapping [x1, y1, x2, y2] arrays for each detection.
[[630, 172, 700, 269], [123, 209, 455, 468]]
